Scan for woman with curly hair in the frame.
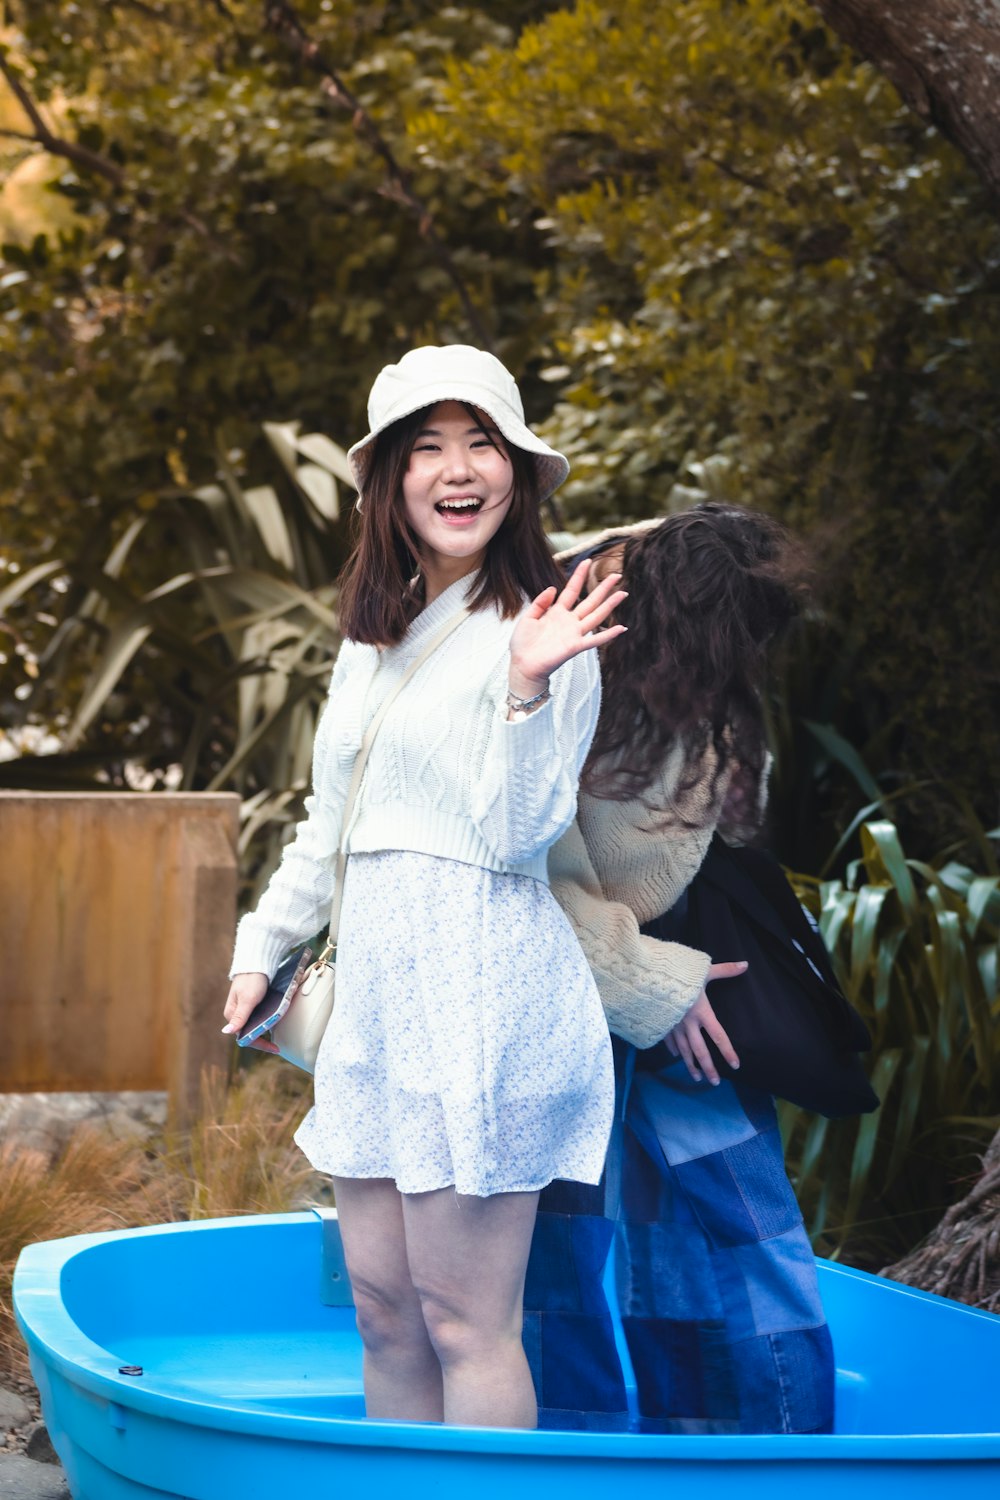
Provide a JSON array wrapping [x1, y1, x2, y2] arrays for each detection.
[[523, 502, 836, 1435]]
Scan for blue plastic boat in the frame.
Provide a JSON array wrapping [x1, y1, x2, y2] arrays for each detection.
[[13, 1210, 1000, 1499]]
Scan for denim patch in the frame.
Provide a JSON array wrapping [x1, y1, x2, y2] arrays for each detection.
[[731, 1078, 783, 1135], [537, 1176, 606, 1216], [728, 1226, 829, 1336], [616, 1220, 723, 1321], [732, 1325, 836, 1434], [524, 1209, 614, 1315], [524, 1206, 628, 1428], [623, 1316, 738, 1422], [673, 1127, 803, 1247], [632, 1068, 759, 1165], [523, 1308, 628, 1427]]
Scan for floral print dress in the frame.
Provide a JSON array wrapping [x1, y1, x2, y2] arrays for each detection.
[[294, 847, 614, 1197]]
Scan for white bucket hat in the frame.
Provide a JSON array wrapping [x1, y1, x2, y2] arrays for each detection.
[[347, 344, 570, 504]]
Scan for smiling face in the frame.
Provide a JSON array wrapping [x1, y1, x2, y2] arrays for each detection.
[[401, 401, 515, 593]]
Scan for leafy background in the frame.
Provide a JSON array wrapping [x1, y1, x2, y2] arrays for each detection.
[[1, 0, 997, 1270]]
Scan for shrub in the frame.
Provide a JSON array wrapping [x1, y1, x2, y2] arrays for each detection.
[[785, 820, 1000, 1265]]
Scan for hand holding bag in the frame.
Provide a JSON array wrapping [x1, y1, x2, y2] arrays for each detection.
[[641, 836, 880, 1118], [265, 607, 470, 1072]]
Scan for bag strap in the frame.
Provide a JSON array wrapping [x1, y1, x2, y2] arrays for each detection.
[[325, 606, 470, 944]]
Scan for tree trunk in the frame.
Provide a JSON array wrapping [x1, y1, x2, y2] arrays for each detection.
[[812, 1, 1000, 204]]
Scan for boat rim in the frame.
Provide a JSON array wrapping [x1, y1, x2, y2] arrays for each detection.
[[14, 1212, 1000, 1462]]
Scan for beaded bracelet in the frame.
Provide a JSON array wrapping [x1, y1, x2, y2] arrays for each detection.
[[506, 684, 552, 720]]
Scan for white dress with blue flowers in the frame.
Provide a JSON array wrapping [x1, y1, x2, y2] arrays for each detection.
[[233, 572, 614, 1198], [294, 848, 613, 1196]]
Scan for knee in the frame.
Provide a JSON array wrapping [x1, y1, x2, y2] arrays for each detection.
[[414, 1281, 519, 1369], [351, 1278, 426, 1358]]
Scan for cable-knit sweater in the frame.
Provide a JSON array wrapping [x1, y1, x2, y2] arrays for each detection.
[[549, 731, 772, 1050], [231, 571, 601, 980], [548, 741, 723, 1049]]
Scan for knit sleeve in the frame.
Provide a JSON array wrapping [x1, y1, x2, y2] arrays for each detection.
[[469, 646, 600, 867], [548, 821, 710, 1048], [229, 638, 362, 979]]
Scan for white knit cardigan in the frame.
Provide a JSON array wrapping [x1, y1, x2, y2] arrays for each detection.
[[231, 572, 601, 979]]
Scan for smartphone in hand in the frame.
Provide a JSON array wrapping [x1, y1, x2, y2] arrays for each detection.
[[237, 947, 313, 1048]]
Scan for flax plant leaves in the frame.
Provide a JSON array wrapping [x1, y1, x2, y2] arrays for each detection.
[[785, 821, 1000, 1263]]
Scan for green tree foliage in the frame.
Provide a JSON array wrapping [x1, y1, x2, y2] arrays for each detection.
[[0, 420, 352, 911], [0, 0, 550, 605], [2, 0, 998, 854], [413, 0, 1000, 843], [0, 0, 562, 759]]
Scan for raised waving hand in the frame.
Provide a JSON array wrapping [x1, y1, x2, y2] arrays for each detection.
[[508, 559, 627, 699]]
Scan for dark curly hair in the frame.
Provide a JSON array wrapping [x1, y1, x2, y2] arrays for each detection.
[[582, 503, 809, 820]]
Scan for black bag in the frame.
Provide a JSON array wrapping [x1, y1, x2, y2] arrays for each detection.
[[640, 836, 880, 1118]]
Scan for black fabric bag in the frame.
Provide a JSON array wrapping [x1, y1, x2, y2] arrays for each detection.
[[641, 836, 880, 1118]]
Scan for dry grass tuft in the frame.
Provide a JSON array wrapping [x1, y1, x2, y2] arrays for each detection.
[[154, 1064, 323, 1221], [0, 1062, 326, 1380], [0, 1129, 164, 1379]]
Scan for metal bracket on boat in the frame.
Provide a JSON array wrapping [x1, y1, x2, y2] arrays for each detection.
[[311, 1207, 354, 1307]]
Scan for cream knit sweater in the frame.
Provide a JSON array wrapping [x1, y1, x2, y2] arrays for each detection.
[[548, 740, 727, 1049], [231, 572, 601, 980], [548, 526, 766, 1047]]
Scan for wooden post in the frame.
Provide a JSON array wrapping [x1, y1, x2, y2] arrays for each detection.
[[0, 792, 240, 1122]]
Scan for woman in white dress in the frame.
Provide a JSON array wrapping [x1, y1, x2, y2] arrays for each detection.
[[222, 345, 622, 1430]]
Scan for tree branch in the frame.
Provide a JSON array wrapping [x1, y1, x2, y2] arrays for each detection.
[[0, 51, 124, 185], [262, 0, 493, 349], [0, 47, 242, 261], [0, 47, 51, 138]]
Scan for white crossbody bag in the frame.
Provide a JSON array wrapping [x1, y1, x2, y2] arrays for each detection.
[[271, 607, 471, 1072]]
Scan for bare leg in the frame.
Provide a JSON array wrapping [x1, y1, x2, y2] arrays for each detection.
[[332, 1176, 443, 1422], [403, 1187, 539, 1429]]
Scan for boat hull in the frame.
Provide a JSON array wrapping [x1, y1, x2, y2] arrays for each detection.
[[14, 1212, 1000, 1500]]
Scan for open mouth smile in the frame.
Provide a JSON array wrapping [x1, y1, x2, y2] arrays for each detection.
[[435, 497, 485, 515]]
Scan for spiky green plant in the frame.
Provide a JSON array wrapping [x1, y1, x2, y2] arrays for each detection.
[[1, 423, 351, 903], [784, 819, 1000, 1265]]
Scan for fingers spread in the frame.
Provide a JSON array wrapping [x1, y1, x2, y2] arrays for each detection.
[[578, 587, 628, 632], [575, 569, 623, 615], [674, 1028, 701, 1082], [707, 960, 748, 983], [582, 624, 628, 650], [558, 559, 590, 611], [688, 1026, 720, 1086]]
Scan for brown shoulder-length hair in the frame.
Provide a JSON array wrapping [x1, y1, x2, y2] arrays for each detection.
[[337, 403, 564, 645], [583, 503, 810, 820]]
